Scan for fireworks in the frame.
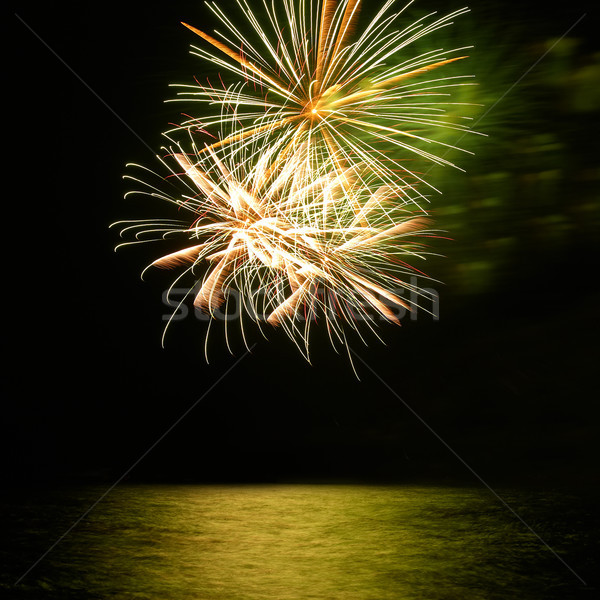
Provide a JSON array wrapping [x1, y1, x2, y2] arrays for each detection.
[[169, 0, 475, 201], [114, 0, 476, 361]]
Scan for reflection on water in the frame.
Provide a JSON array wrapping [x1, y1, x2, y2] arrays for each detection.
[[3, 485, 597, 599]]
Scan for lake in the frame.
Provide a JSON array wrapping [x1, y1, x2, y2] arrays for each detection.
[[3, 484, 597, 599]]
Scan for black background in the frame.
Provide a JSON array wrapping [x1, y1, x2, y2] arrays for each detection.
[[5, 0, 599, 488]]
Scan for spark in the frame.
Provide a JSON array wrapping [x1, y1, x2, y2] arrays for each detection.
[[115, 131, 442, 361], [169, 0, 478, 206], [114, 0, 477, 362]]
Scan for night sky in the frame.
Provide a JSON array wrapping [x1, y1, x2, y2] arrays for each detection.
[[6, 0, 599, 488]]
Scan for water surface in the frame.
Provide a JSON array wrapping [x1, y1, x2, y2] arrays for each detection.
[[3, 484, 597, 599]]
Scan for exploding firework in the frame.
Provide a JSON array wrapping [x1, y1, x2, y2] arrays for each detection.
[[168, 0, 477, 205], [114, 0, 476, 362], [115, 131, 442, 361]]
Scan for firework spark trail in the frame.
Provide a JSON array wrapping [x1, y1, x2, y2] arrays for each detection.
[[168, 0, 478, 205], [115, 127, 442, 360], [115, 1, 477, 360]]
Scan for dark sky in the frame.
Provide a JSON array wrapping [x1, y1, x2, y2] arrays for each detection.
[[6, 0, 599, 488]]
